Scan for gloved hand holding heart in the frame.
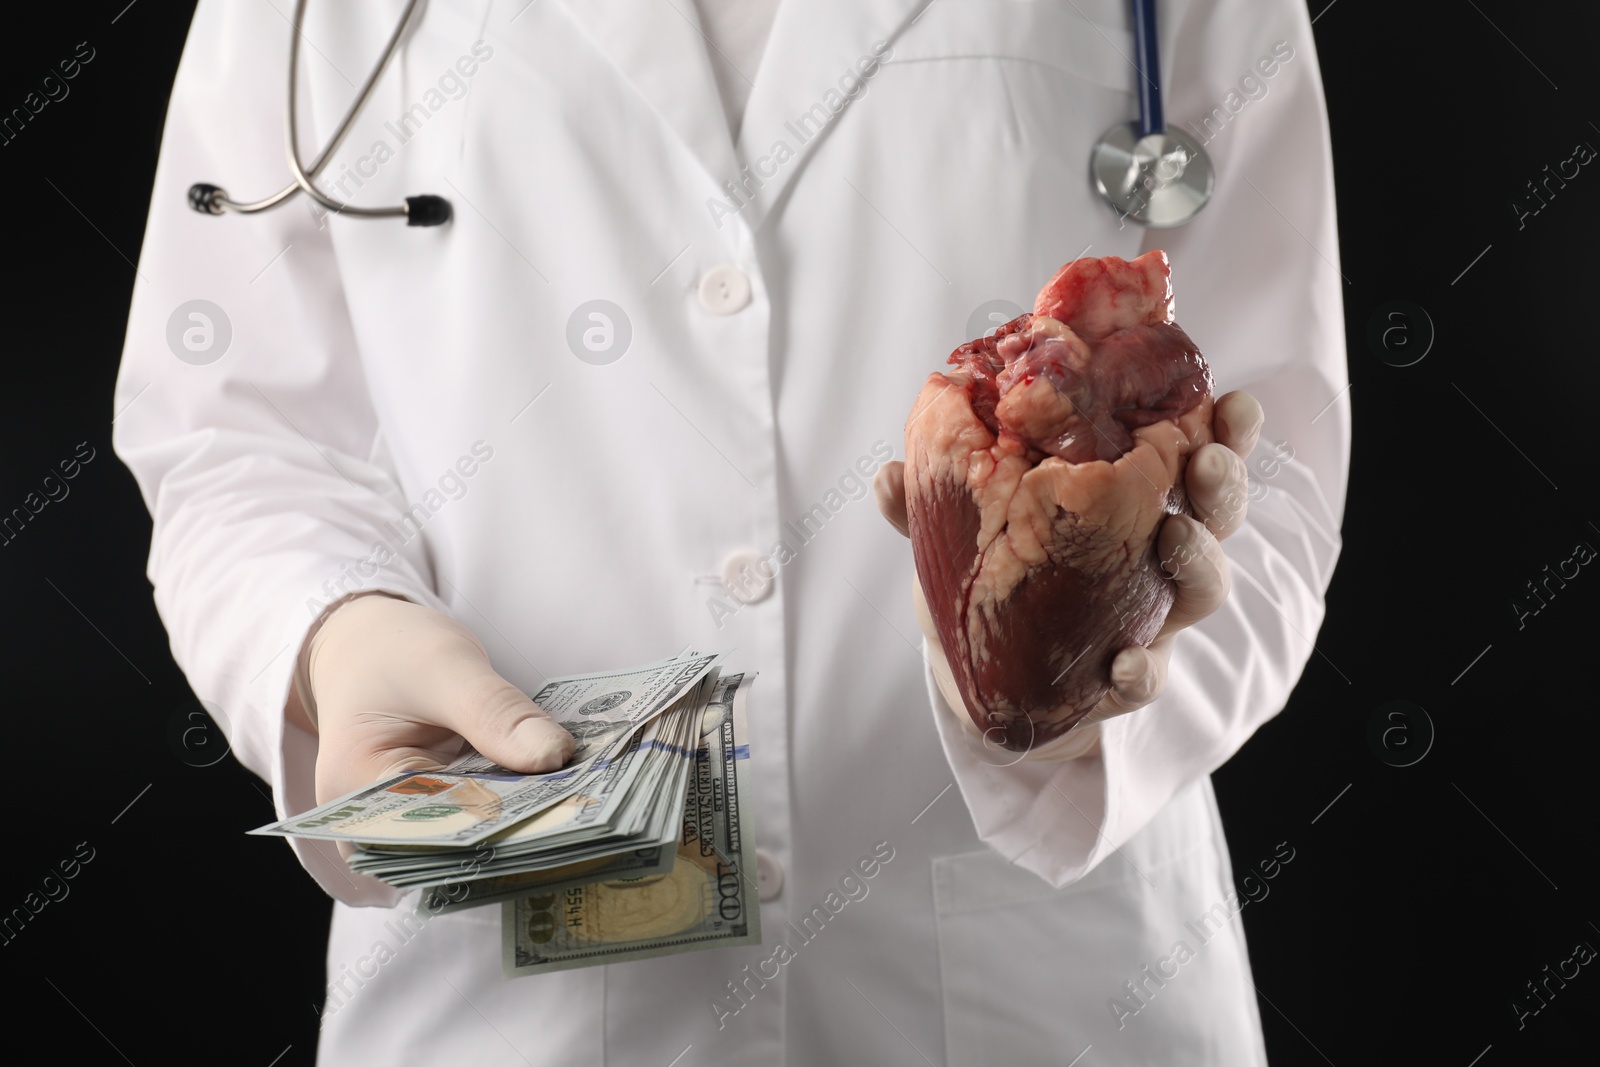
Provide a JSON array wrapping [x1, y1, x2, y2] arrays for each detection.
[[876, 252, 1262, 759]]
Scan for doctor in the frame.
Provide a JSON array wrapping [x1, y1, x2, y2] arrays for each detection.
[[114, 0, 1347, 1063]]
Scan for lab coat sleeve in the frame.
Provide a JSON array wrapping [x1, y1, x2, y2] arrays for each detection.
[[929, 0, 1349, 889], [112, 2, 451, 907]]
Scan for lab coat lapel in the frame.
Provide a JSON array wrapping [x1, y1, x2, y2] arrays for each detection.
[[519, 0, 740, 194], [730, 0, 930, 231], [493, 0, 928, 231]]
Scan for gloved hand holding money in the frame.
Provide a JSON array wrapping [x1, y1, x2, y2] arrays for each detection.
[[255, 650, 761, 976]]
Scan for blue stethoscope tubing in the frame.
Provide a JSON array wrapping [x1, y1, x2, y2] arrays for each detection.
[[1132, 0, 1164, 136], [1091, 0, 1214, 227]]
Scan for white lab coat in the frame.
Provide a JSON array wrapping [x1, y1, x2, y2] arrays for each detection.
[[113, 0, 1348, 1063]]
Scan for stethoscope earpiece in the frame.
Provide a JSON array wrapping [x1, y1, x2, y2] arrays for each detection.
[[187, 183, 227, 216], [404, 196, 452, 227]]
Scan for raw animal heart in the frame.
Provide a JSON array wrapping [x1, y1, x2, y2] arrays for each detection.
[[904, 251, 1214, 750]]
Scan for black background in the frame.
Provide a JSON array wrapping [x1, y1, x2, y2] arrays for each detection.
[[2, 2, 1596, 1064]]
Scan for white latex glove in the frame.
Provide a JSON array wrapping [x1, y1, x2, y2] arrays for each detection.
[[288, 594, 576, 814], [875, 390, 1264, 762]]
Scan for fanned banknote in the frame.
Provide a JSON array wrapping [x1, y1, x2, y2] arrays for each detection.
[[250, 652, 723, 846], [502, 672, 759, 976], [422, 843, 676, 914], [350, 672, 711, 888]]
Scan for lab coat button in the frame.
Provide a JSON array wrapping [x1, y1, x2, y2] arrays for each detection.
[[698, 266, 752, 315], [721, 550, 774, 604], [756, 849, 784, 901]]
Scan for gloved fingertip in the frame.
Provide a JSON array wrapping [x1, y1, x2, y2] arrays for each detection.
[[1216, 392, 1264, 457], [538, 731, 577, 769], [1158, 512, 1203, 565], [510, 717, 576, 772], [1113, 646, 1164, 706], [1110, 646, 1148, 689], [1242, 397, 1265, 439], [1197, 443, 1231, 485]]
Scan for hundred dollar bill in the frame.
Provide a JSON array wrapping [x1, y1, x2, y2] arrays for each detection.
[[349, 677, 704, 877], [466, 674, 710, 856], [423, 841, 676, 914], [357, 706, 698, 888], [503, 672, 758, 977], [421, 705, 706, 906], [250, 652, 723, 847]]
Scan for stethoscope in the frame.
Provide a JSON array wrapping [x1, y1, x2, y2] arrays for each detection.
[[1090, 0, 1214, 228], [187, 0, 450, 226], [190, 0, 1209, 231]]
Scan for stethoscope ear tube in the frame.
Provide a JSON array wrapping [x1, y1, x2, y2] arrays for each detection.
[[1131, 0, 1163, 137], [186, 0, 449, 227]]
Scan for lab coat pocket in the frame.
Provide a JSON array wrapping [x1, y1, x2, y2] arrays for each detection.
[[931, 782, 1267, 1066], [884, 0, 1134, 92], [859, 0, 1138, 245]]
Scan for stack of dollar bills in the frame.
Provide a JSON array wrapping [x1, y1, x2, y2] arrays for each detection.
[[252, 652, 760, 977]]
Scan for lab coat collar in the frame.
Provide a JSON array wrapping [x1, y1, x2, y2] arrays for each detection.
[[514, 0, 739, 205], [502, 0, 931, 232], [732, 0, 930, 229]]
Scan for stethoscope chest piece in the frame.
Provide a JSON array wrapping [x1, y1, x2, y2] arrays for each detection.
[[1090, 122, 1214, 229], [1089, 0, 1215, 228]]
